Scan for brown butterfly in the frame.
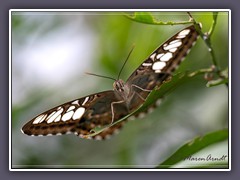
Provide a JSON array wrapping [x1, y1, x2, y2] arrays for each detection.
[[21, 25, 199, 140]]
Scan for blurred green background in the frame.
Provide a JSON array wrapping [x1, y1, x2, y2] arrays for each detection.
[[11, 11, 229, 168]]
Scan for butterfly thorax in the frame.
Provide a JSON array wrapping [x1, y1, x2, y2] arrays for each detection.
[[113, 79, 130, 101]]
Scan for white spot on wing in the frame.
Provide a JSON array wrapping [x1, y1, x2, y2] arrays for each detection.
[[138, 112, 146, 119], [156, 70, 162, 73], [46, 111, 56, 120], [72, 100, 79, 105], [178, 29, 190, 36], [176, 29, 191, 39], [147, 107, 154, 113], [186, 48, 191, 55], [72, 107, 85, 120], [128, 116, 136, 121], [150, 53, 156, 60], [142, 62, 152, 66], [156, 99, 162, 106], [169, 48, 178, 53], [160, 52, 173, 62], [105, 134, 111, 140], [156, 53, 164, 59], [47, 108, 63, 123], [54, 115, 61, 122], [33, 114, 47, 124], [192, 41, 197, 47], [113, 129, 120, 135], [67, 106, 75, 112], [152, 61, 166, 71], [82, 96, 89, 106], [163, 41, 182, 51], [95, 136, 102, 140], [62, 111, 74, 121], [176, 35, 186, 39], [40, 114, 48, 123], [169, 39, 181, 44]]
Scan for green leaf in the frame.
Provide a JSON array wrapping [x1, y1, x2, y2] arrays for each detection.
[[182, 162, 229, 169], [157, 129, 228, 168], [124, 12, 192, 25], [129, 12, 155, 24]]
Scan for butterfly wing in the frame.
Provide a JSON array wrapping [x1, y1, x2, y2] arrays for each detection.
[[22, 90, 128, 139], [126, 25, 199, 111], [22, 25, 200, 140]]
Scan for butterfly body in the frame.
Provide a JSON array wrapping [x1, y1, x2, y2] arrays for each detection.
[[21, 25, 199, 140], [113, 79, 130, 103]]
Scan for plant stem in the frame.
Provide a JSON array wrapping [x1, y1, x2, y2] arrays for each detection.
[[188, 12, 228, 87]]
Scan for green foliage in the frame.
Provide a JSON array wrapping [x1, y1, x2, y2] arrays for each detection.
[[157, 129, 228, 168], [85, 12, 229, 168], [125, 12, 193, 25], [12, 11, 229, 169]]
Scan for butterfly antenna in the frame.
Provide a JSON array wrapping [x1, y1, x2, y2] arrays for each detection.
[[85, 72, 116, 81], [117, 44, 135, 80]]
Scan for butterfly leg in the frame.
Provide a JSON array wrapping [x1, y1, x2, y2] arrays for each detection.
[[131, 84, 152, 93], [130, 84, 152, 101], [133, 91, 147, 102], [110, 100, 125, 124]]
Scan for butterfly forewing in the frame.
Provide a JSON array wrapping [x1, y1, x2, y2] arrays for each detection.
[[126, 25, 199, 111], [22, 91, 128, 138], [22, 25, 199, 140]]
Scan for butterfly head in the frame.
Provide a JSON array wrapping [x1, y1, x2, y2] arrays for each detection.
[[113, 79, 130, 101], [113, 79, 126, 92]]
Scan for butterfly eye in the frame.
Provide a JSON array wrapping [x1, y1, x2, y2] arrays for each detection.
[[113, 80, 125, 92]]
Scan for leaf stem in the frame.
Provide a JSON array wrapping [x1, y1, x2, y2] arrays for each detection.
[[188, 12, 228, 87], [208, 12, 218, 38]]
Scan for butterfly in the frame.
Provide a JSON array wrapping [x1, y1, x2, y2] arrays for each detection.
[[21, 25, 199, 140]]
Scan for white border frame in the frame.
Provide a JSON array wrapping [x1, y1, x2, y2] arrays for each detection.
[[9, 9, 231, 171]]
